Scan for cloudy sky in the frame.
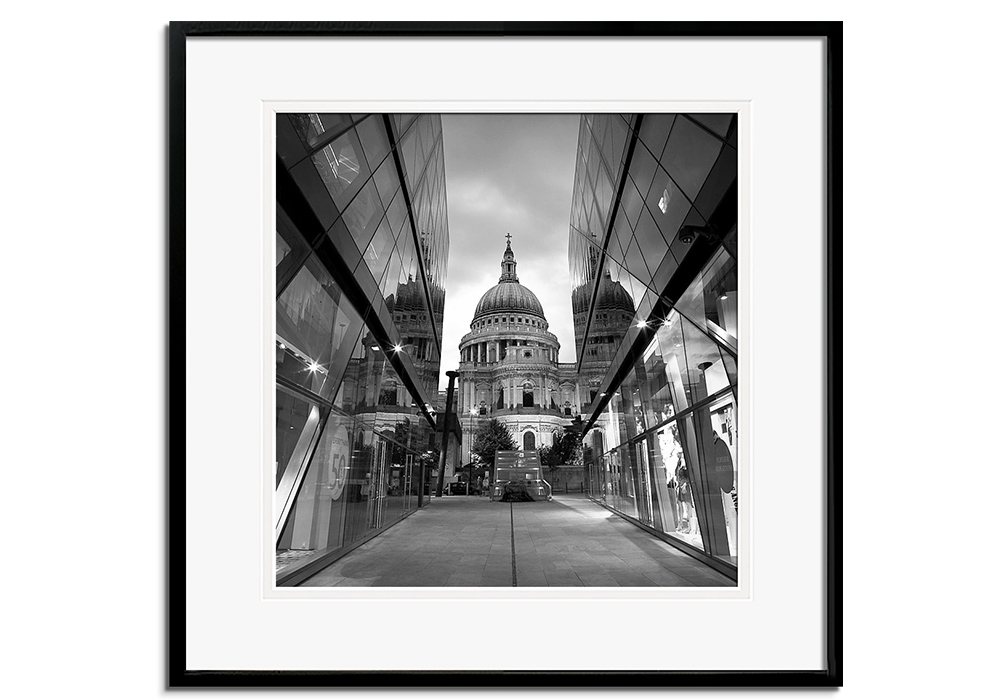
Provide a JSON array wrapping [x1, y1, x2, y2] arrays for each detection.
[[437, 113, 581, 389]]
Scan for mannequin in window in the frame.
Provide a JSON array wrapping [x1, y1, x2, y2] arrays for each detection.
[[675, 459, 697, 535]]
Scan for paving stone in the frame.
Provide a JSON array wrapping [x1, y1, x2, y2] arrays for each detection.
[[300, 495, 734, 588]]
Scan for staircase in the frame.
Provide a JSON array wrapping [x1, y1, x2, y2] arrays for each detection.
[[493, 450, 552, 501]]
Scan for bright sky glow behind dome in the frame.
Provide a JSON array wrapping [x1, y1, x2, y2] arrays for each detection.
[[438, 113, 580, 389]]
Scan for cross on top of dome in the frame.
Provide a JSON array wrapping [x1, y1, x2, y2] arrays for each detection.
[[471, 233, 546, 321], [500, 234, 518, 282]]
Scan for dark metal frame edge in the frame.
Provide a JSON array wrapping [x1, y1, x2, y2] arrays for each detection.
[[166, 19, 844, 689]]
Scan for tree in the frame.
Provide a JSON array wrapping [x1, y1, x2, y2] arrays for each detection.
[[538, 445, 557, 467], [541, 428, 583, 466], [561, 428, 583, 466], [471, 419, 516, 469]]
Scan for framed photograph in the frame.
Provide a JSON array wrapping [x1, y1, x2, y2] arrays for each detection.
[[169, 22, 842, 687]]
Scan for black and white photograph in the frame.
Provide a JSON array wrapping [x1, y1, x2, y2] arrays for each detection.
[[274, 112, 739, 588], [14, 6, 1000, 695]]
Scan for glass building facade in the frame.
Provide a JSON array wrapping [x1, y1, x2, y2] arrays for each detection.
[[568, 114, 739, 577], [275, 113, 450, 585]]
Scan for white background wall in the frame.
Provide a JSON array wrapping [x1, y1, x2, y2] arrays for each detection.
[[2, 1, 997, 698]]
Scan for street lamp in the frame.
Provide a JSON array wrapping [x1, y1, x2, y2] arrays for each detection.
[[468, 408, 477, 495], [434, 370, 459, 498], [466, 409, 473, 464]]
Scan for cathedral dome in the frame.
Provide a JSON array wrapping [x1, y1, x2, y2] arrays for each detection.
[[595, 277, 635, 313], [570, 271, 636, 315], [474, 282, 545, 320], [471, 237, 546, 321]]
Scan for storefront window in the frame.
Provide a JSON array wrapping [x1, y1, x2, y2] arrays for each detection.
[[673, 247, 738, 346], [275, 387, 323, 484], [681, 396, 738, 564], [583, 319, 738, 564], [652, 420, 703, 551], [278, 411, 352, 559]]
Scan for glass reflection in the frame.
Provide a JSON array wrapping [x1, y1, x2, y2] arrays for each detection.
[[277, 256, 367, 400], [660, 116, 724, 203], [310, 127, 371, 212], [275, 114, 450, 581]]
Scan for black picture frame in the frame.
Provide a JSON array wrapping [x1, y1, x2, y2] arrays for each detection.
[[168, 20, 842, 688]]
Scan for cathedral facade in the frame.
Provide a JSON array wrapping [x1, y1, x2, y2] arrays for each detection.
[[455, 238, 578, 452], [455, 236, 637, 458]]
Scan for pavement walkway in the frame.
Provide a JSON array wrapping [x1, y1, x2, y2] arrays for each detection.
[[301, 494, 734, 587]]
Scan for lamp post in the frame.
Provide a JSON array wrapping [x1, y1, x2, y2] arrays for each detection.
[[434, 370, 459, 498], [467, 407, 477, 468]]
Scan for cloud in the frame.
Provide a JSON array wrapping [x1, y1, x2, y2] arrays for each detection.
[[438, 114, 581, 389]]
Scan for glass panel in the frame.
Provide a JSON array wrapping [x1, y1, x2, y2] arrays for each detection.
[[721, 350, 738, 389], [355, 115, 391, 173], [310, 127, 371, 213], [622, 240, 652, 294], [395, 113, 418, 137], [378, 248, 404, 302], [358, 214, 394, 283], [640, 333, 677, 429], [385, 189, 408, 237], [275, 387, 323, 484], [618, 176, 644, 231], [276, 256, 367, 400], [679, 315, 730, 404], [637, 113, 676, 162], [628, 140, 658, 200], [607, 115, 630, 170], [673, 247, 738, 343], [633, 438, 655, 526], [594, 164, 614, 231], [620, 444, 639, 518], [276, 205, 312, 289], [653, 421, 703, 550], [689, 113, 733, 139], [661, 116, 724, 203], [342, 178, 385, 252], [371, 154, 401, 212], [648, 167, 694, 252], [280, 411, 353, 562], [289, 113, 354, 149], [684, 396, 738, 564], [632, 206, 667, 273], [654, 315, 694, 412]]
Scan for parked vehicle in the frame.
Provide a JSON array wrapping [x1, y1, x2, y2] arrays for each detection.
[[448, 481, 478, 496]]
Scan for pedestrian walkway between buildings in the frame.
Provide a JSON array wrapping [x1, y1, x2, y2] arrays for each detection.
[[301, 493, 734, 587]]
